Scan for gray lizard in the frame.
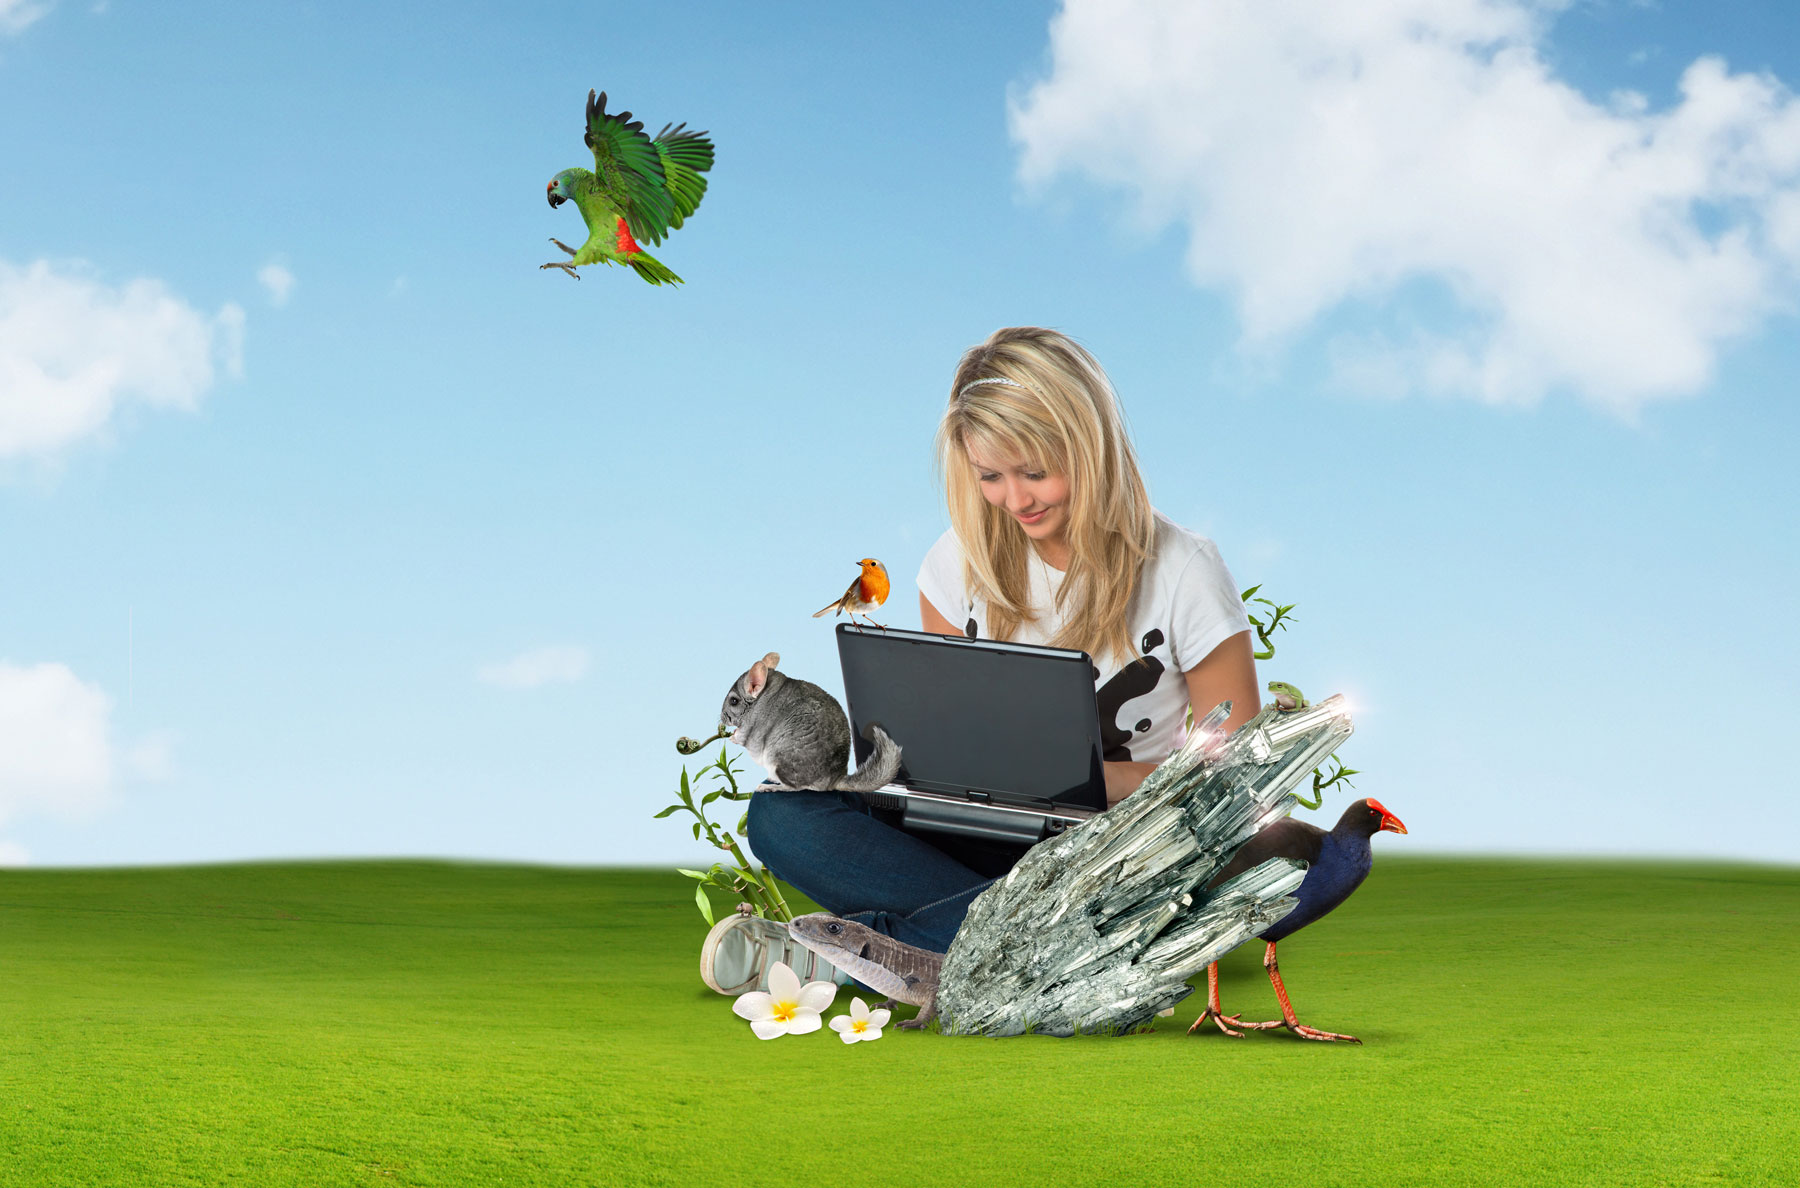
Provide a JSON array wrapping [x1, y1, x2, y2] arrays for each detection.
[[787, 914, 941, 1030]]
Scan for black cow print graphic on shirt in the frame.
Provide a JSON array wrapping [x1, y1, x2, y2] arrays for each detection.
[[1097, 629, 1166, 762]]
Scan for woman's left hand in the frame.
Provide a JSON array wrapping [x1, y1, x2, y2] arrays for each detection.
[[1103, 761, 1158, 807]]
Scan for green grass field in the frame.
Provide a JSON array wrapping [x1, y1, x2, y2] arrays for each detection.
[[3, 856, 1796, 1187]]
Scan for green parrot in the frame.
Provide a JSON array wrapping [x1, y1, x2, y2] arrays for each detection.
[[542, 89, 714, 285]]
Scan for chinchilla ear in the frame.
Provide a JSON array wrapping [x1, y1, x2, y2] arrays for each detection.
[[747, 651, 781, 698]]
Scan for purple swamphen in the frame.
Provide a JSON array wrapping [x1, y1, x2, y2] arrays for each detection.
[[1189, 797, 1407, 1044]]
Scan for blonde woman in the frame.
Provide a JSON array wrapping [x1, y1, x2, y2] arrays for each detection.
[[707, 327, 1259, 994], [918, 325, 1260, 803]]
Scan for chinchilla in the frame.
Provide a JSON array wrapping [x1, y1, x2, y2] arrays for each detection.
[[719, 651, 901, 793]]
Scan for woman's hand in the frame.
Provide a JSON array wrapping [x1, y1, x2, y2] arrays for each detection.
[[1103, 761, 1158, 807]]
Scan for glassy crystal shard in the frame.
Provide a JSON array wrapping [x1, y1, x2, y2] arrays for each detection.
[[936, 696, 1354, 1037]]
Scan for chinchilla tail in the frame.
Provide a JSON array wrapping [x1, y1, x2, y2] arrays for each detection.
[[832, 724, 902, 795]]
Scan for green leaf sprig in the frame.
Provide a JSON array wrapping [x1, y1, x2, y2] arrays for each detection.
[[1227, 584, 1368, 815], [656, 746, 794, 925], [1240, 584, 1296, 661], [1293, 752, 1360, 810]]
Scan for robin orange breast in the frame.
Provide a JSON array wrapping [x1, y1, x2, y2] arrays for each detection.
[[813, 559, 890, 630]]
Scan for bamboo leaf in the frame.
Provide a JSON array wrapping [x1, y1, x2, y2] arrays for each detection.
[[676, 868, 707, 879], [652, 805, 682, 819], [695, 883, 715, 926]]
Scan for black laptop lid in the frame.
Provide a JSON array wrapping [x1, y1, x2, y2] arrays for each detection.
[[836, 624, 1106, 810]]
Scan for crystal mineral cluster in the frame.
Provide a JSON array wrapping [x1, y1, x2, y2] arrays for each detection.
[[935, 696, 1356, 1037]]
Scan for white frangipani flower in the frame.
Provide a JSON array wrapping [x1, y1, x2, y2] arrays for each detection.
[[731, 961, 836, 1040], [829, 996, 891, 1044]]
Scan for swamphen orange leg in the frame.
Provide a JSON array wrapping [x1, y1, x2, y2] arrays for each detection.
[[1243, 941, 1362, 1044], [1187, 961, 1251, 1037]]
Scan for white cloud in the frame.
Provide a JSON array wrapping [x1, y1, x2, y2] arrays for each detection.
[[0, 0, 52, 36], [0, 661, 114, 827], [478, 645, 591, 690], [1011, 0, 1800, 413], [0, 259, 245, 460], [257, 262, 296, 307]]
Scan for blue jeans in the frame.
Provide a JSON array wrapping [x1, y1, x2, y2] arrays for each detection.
[[745, 787, 1034, 953]]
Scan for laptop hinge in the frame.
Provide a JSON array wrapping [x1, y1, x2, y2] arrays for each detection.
[[901, 797, 1048, 845]]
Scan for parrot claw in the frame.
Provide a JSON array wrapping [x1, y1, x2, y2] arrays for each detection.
[[548, 237, 579, 257], [540, 262, 581, 279]]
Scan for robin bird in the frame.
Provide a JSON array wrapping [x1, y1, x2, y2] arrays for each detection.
[[814, 559, 890, 630], [1189, 798, 1407, 1044]]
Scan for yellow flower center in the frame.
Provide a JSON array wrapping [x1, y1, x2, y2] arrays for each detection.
[[770, 1001, 798, 1023], [851, 1019, 870, 1034]]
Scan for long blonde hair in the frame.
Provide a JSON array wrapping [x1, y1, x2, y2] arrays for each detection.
[[936, 327, 1156, 665]]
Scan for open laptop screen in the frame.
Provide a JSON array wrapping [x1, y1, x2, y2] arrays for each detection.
[[837, 624, 1106, 810]]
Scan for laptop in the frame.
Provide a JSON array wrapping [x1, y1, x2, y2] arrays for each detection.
[[835, 623, 1108, 846]]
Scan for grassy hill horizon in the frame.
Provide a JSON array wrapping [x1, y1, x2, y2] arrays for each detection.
[[3, 855, 1796, 1186]]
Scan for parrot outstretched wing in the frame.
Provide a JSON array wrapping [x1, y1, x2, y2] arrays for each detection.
[[651, 122, 713, 234], [585, 90, 712, 248]]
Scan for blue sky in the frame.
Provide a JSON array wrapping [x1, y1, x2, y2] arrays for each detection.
[[2, 0, 1797, 869]]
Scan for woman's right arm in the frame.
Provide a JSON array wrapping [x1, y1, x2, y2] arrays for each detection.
[[920, 592, 960, 636]]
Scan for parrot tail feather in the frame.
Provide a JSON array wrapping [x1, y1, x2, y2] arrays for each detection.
[[627, 250, 683, 287]]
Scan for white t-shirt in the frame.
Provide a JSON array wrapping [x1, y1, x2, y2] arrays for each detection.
[[916, 512, 1251, 765]]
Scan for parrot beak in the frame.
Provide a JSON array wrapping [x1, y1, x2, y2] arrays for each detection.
[[547, 190, 565, 209]]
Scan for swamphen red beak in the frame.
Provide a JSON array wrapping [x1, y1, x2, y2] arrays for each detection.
[[1368, 798, 1408, 835]]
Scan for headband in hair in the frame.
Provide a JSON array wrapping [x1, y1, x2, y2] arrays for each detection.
[[958, 376, 1027, 399]]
